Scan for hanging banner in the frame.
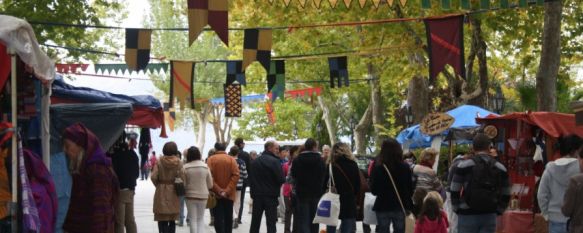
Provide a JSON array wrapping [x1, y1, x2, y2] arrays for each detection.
[[55, 64, 89, 74], [226, 61, 246, 86], [224, 84, 242, 117], [169, 61, 195, 109], [267, 60, 285, 102], [125, 29, 152, 72], [328, 56, 349, 88], [187, 0, 229, 46], [242, 28, 272, 72], [424, 15, 466, 81], [266, 101, 276, 124], [286, 87, 322, 99], [94, 63, 169, 75], [163, 102, 176, 132]]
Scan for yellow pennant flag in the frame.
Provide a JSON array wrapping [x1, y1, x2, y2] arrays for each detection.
[[313, 0, 323, 8], [387, 0, 394, 6], [344, 0, 352, 7], [328, 0, 339, 8], [268, 0, 274, 3], [359, 0, 367, 7], [371, 0, 381, 8], [299, 0, 308, 8], [400, 0, 407, 6], [284, 0, 292, 6]]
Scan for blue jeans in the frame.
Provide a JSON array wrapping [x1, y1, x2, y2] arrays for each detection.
[[179, 196, 185, 224], [295, 197, 320, 233], [326, 218, 356, 233], [376, 211, 404, 233], [457, 214, 496, 233], [549, 221, 567, 233]]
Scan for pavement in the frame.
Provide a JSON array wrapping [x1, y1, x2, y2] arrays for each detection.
[[133, 179, 368, 233]]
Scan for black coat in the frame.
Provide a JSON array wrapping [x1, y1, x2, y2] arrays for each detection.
[[291, 151, 326, 199], [324, 157, 361, 219], [249, 151, 285, 198], [370, 162, 414, 212], [111, 149, 140, 190]]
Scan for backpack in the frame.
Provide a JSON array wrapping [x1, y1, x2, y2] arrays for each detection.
[[464, 154, 501, 212]]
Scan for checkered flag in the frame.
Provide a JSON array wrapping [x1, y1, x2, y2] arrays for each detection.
[[187, 0, 229, 46], [125, 29, 152, 72], [242, 28, 272, 72], [267, 60, 285, 102], [226, 61, 246, 86]]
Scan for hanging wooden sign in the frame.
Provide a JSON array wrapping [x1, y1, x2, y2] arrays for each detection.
[[484, 125, 498, 139], [420, 112, 455, 136]]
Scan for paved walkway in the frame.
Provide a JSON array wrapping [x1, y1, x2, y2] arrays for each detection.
[[134, 179, 368, 233]]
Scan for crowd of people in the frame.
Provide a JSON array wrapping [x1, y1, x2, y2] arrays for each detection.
[[58, 122, 583, 233]]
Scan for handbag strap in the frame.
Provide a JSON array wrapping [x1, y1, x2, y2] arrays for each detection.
[[328, 164, 336, 191], [383, 164, 407, 215], [334, 164, 354, 193]]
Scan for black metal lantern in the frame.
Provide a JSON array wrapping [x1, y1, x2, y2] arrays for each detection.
[[493, 86, 505, 114], [405, 105, 414, 126]]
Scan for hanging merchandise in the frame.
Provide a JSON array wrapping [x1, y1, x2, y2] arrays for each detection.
[[125, 29, 152, 72], [18, 140, 41, 232], [227, 61, 247, 86], [242, 28, 272, 72], [23, 149, 58, 233], [169, 61, 195, 109], [187, 0, 229, 46], [55, 64, 89, 74], [0, 43, 10, 91], [328, 56, 349, 88], [267, 60, 285, 102], [138, 128, 152, 171], [163, 103, 176, 132], [0, 148, 9, 219], [224, 84, 242, 117], [94, 63, 169, 75], [266, 101, 276, 124], [424, 15, 466, 81]]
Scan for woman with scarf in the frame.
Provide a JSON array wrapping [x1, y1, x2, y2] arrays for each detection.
[[62, 123, 119, 233], [152, 142, 184, 233]]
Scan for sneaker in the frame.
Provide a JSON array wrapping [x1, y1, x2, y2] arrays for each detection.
[[233, 221, 239, 229]]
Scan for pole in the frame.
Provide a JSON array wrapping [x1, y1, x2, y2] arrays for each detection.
[[9, 47, 18, 233]]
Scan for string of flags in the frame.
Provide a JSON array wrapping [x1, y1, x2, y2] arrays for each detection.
[[269, 0, 544, 9]]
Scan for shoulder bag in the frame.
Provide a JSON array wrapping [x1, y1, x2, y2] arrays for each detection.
[[313, 164, 341, 226], [383, 164, 415, 233]]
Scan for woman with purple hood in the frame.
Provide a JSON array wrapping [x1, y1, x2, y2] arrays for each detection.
[[62, 123, 119, 233]]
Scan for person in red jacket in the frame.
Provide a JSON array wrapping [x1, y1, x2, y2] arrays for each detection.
[[414, 191, 449, 233]]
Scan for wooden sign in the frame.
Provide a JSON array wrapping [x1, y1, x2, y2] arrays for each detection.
[[420, 113, 455, 136], [484, 125, 498, 139]]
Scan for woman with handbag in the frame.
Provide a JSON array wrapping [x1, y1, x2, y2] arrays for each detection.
[[183, 146, 213, 233], [152, 142, 184, 233], [324, 142, 361, 233], [370, 138, 415, 233]]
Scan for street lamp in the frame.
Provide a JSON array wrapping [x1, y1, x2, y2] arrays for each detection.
[[493, 86, 505, 114], [405, 105, 414, 126]]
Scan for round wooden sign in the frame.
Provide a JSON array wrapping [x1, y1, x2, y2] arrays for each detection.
[[420, 113, 455, 136], [484, 125, 498, 139]]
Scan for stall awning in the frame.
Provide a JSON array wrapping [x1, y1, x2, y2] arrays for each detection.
[[571, 101, 583, 126], [477, 112, 583, 138]]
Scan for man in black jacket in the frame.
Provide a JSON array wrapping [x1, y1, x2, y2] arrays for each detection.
[[249, 140, 285, 233], [291, 138, 326, 233], [111, 143, 140, 233], [234, 137, 250, 224]]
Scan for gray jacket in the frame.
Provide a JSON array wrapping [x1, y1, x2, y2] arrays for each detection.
[[537, 158, 581, 223]]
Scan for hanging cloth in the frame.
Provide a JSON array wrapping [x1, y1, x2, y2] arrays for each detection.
[[23, 149, 57, 233], [18, 138, 41, 232]]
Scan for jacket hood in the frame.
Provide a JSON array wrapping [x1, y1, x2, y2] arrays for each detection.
[[546, 158, 580, 186], [184, 160, 207, 169], [160, 155, 181, 169]]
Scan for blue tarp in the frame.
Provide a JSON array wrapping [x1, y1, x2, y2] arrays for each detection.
[[51, 75, 161, 109], [396, 105, 497, 149]]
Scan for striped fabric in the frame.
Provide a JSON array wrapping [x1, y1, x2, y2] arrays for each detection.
[[19, 139, 41, 232], [236, 158, 248, 190]]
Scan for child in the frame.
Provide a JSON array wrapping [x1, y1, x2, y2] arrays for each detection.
[[414, 191, 449, 233]]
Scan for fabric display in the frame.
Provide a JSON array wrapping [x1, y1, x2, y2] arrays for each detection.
[[187, 0, 229, 46], [226, 61, 246, 86], [328, 56, 349, 88], [125, 29, 152, 72], [169, 61, 195, 109], [224, 84, 242, 117], [94, 63, 168, 75], [267, 60, 285, 102], [163, 103, 176, 132], [55, 64, 89, 74], [242, 28, 272, 72], [18, 140, 41, 232], [23, 149, 58, 233], [424, 15, 465, 81]]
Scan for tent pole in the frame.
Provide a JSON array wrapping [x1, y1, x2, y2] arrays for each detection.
[[9, 47, 18, 233], [41, 84, 50, 168]]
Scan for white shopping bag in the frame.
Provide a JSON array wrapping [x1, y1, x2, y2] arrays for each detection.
[[363, 192, 377, 225], [313, 165, 341, 226]]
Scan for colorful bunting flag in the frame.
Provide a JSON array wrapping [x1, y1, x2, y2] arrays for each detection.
[[480, 0, 490, 9], [169, 61, 195, 109], [125, 29, 152, 72], [441, 0, 451, 9], [242, 29, 272, 72], [267, 60, 285, 102], [424, 15, 466, 81], [187, 0, 229, 46], [461, 0, 470, 9], [387, 0, 394, 6], [266, 101, 276, 124], [500, 0, 509, 8], [286, 87, 322, 99], [344, 0, 353, 7], [329, 0, 339, 8], [359, 0, 367, 7], [422, 0, 431, 8], [328, 56, 349, 88], [224, 84, 242, 117], [519, 0, 527, 7], [94, 63, 169, 75], [298, 0, 307, 7], [371, 0, 381, 8], [227, 61, 246, 86], [55, 64, 89, 74], [314, 0, 323, 8], [163, 102, 176, 132], [284, 0, 293, 6], [400, 0, 407, 6]]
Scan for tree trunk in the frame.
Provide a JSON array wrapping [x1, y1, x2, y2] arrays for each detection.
[[194, 104, 212, 149], [408, 76, 430, 122], [318, 96, 337, 145], [467, 18, 489, 108], [354, 105, 372, 155], [536, 0, 562, 112], [368, 63, 384, 148]]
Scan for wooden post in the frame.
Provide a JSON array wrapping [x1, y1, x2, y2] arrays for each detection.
[[9, 47, 18, 233]]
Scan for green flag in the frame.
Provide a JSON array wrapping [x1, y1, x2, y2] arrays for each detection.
[[519, 0, 527, 7], [536, 0, 544, 5], [480, 0, 489, 9], [500, 0, 509, 8], [422, 0, 431, 9], [461, 0, 470, 9], [442, 0, 451, 9]]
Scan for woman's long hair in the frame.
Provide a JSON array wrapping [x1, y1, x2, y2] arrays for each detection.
[[330, 142, 354, 164], [377, 138, 403, 169]]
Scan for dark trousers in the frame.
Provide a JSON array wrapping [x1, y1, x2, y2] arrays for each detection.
[[250, 196, 279, 233], [284, 195, 297, 233], [237, 184, 247, 222], [157, 221, 175, 233], [141, 169, 149, 180], [295, 197, 320, 233], [213, 199, 233, 233]]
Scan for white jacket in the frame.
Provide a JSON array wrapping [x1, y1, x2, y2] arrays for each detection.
[[183, 160, 213, 199]]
